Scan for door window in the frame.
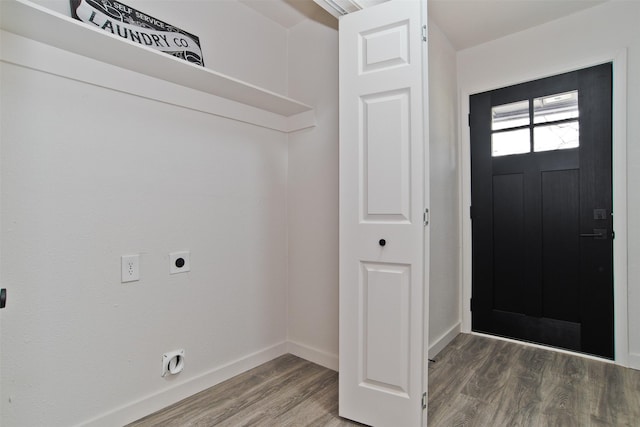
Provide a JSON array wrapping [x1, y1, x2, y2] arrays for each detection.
[[491, 90, 580, 157]]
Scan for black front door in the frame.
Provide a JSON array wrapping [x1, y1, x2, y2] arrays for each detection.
[[470, 63, 614, 359]]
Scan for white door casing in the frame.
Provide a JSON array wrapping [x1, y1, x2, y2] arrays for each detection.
[[338, 1, 429, 426], [459, 50, 630, 367]]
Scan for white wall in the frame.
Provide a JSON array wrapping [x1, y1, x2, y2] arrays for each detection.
[[286, 13, 340, 370], [457, 0, 640, 368], [427, 18, 460, 358], [30, 0, 289, 95], [1, 2, 292, 426]]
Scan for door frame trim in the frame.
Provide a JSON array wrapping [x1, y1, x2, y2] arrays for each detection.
[[459, 49, 629, 366]]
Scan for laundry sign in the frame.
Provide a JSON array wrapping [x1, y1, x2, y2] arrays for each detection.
[[70, 0, 204, 66]]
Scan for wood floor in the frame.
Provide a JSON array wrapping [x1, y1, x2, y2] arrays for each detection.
[[428, 333, 640, 426], [128, 334, 640, 426], [127, 354, 361, 427]]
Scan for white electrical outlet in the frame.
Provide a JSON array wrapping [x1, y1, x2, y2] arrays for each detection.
[[121, 254, 140, 282], [169, 251, 190, 274]]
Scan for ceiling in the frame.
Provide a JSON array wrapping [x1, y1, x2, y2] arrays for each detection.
[[239, 0, 318, 28], [240, 0, 608, 50], [429, 0, 607, 50]]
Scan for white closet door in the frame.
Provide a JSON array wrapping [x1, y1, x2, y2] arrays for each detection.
[[338, 1, 429, 426]]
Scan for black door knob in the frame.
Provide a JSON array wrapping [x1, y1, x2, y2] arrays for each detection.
[[379, 239, 386, 247], [0, 288, 6, 309]]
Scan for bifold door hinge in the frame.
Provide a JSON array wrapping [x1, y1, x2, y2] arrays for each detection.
[[422, 392, 427, 409], [422, 25, 427, 42], [423, 208, 429, 226]]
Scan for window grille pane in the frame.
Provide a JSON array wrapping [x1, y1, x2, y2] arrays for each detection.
[[534, 122, 579, 152], [492, 100, 530, 131], [492, 128, 530, 157], [534, 90, 579, 124]]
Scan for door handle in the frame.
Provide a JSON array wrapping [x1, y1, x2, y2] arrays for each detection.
[[0, 288, 6, 309], [580, 229, 607, 240]]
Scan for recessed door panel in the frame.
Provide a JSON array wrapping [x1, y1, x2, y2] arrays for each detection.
[[361, 90, 410, 222], [492, 173, 525, 314], [360, 20, 409, 74], [542, 169, 580, 321], [360, 262, 410, 396]]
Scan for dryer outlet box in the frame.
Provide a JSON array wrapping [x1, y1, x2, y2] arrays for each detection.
[[162, 349, 185, 377], [169, 251, 190, 274]]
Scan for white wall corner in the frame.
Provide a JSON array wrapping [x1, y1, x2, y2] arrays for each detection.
[[75, 339, 342, 427], [286, 109, 317, 133], [77, 342, 288, 427], [287, 340, 339, 371], [628, 353, 640, 371], [428, 323, 461, 360]]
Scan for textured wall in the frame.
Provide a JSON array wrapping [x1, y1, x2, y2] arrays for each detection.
[[428, 18, 461, 356], [0, 1, 291, 425], [287, 15, 340, 369]]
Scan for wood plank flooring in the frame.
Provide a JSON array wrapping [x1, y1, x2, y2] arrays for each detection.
[[428, 333, 640, 426], [128, 334, 640, 426], [127, 354, 362, 427]]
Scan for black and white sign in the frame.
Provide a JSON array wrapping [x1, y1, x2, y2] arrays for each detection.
[[71, 0, 204, 66]]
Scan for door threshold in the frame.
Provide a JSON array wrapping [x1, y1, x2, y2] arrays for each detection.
[[470, 331, 616, 365]]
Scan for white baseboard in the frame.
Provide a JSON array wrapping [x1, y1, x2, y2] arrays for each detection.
[[471, 332, 619, 365], [628, 353, 640, 371], [78, 333, 638, 427], [78, 342, 288, 427], [428, 323, 461, 359], [287, 340, 339, 371]]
